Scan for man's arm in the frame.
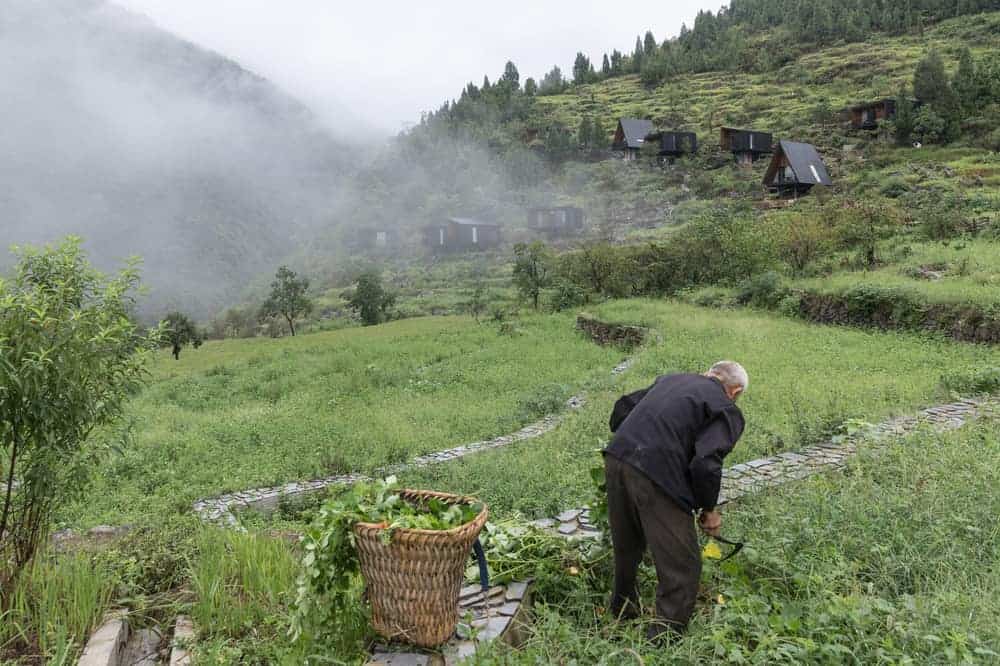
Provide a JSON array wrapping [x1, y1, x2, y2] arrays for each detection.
[[689, 416, 740, 512]]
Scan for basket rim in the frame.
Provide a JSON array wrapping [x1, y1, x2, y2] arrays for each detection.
[[352, 488, 488, 538]]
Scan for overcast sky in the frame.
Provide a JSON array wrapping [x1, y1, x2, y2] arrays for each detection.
[[116, 0, 717, 135]]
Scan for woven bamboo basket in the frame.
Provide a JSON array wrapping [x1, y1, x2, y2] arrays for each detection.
[[353, 489, 489, 648]]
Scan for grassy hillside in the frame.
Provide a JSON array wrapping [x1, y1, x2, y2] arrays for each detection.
[[534, 13, 1000, 140], [63, 313, 621, 526]]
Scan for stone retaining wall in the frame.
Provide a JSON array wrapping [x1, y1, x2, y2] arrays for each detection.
[[575, 314, 647, 350]]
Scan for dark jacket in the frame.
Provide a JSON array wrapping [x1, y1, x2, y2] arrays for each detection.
[[604, 373, 745, 513]]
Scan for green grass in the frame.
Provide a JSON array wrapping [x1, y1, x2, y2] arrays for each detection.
[[794, 238, 1000, 308], [0, 553, 116, 664], [63, 313, 621, 526], [391, 299, 1000, 521], [465, 415, 1000, 664]]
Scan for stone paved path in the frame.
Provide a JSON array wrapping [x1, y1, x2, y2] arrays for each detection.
[[194, 358, 635, 525], [540, 396, 992, 538]]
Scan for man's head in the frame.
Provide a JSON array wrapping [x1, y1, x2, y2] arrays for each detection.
[[705, 361, 748, 401]]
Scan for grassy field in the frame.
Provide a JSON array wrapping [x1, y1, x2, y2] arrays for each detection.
[[62, 313, 622, 527], [793, 238, 1000, 307]]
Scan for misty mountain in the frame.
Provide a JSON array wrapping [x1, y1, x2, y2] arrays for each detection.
[[0, 0, 352, 317]]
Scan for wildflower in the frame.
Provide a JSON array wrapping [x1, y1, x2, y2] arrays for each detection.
[[567, 566, 579, 576], [702, 542, 722, 560], [717, 594, 726, 605]]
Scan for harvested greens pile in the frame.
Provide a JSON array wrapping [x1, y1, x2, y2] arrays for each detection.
[[291, 477, 483, 649]]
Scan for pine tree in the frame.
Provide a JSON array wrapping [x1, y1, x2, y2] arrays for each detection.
[[573, 53, 593, 84], [610, 50, 623, 75], [643, 30, 657, 56], [523, 77, 537, 97], [602, 54, 611, 76], [913, 50, 950, 106], [501, 61, 520, 91], [539, 66, 566, 95], [632, 36, 644, 72]]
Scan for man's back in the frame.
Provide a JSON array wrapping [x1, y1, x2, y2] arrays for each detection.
[[605, 373, 744, 512]]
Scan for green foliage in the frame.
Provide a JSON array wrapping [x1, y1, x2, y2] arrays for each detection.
[[291, 477, 482, 652], [940, 366, 1000, 395], [548, 280, 588, 313], [512, 242, 553, 310], [260, 266, 313, 337], [160, 311, 203, 360], [0, 237, 154, 597], [735, 271, 790, 309], [347, 271, 396, 326]]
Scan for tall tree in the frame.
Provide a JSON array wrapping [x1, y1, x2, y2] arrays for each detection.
[[0, 238, 154, 596], [260, 266, 312, 336], [951, 47, 978, 116], [573, 52, 593, 84], [501, 60, 520, 92], [161, 311, 203, 360], [610, 49, 623, 74], [913, 50, 953, 107], [590, 116, 606, 148], [632, 36, 644, 72], [512, 242, 552, 310], [602, 53, 612, 76], [539, 66, 566, 95], [643, 30, 657, 56], [523, 77, 537, 97]]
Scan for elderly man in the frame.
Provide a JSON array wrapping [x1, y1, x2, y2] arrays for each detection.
[[603, 361, 748, 641]]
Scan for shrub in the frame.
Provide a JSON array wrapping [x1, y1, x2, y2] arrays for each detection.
[[0, 238, 155, 596], [548, 280, 588, 312], [735, 271, 789, 309]]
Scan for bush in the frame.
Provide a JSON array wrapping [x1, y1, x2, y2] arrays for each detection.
[[735, 271, 789, 309], [548, 280, 588, 312], [878, 177, 911, 198]]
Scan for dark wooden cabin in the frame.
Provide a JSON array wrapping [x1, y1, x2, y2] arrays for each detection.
[[720, 127, 773, 165], [611, 118, 655, 161], [646, 130, 698, 160], [763, 140, 832, 198], [422, 217, 501, 252], [849, 98, 897, 129], [528, 206, 584, 237]]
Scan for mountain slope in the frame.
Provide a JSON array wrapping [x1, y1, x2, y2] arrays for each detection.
[[0, 0, 350, 317]]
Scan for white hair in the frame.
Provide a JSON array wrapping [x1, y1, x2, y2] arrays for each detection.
[[706, 360, 749, 391]]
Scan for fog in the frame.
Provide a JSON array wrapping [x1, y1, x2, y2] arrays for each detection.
[[0, 0, 349, 317], [116, 0, 713, 134]]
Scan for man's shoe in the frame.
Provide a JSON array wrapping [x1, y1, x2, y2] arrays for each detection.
[[645, 621, 684, 646], [608, 599, 640, 622]]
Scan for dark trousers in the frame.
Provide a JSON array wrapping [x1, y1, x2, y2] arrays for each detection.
[[604, 455, 701, 628]]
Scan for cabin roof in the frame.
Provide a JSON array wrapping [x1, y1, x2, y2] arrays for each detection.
[[617, 118, 655, 149], [766, 140, 832, 186]]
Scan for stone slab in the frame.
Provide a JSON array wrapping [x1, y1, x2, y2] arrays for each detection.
[[78, 610, 129, 666], [169, 616, 195, 666]]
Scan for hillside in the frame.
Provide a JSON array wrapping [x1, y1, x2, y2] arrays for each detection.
[[0, 0, 351, 318]]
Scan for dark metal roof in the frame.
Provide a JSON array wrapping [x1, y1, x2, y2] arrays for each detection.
[[447, 217, 499, 227], [617, 118, 655, 149], [769, 140, 832, 186]]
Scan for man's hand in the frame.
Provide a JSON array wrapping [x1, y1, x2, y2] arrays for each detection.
[[699, 510, 722, 537]]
